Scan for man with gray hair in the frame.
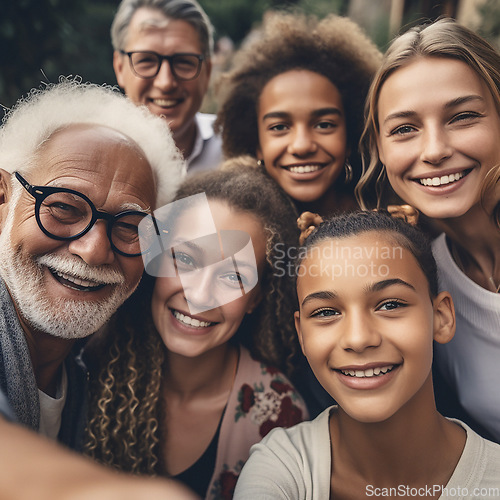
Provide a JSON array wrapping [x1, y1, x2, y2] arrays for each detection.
[[112, 0, 222, 173], [0, 79, 198, 499]]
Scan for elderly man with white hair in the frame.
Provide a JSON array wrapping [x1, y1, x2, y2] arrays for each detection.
[[0, 79, 199, 499]]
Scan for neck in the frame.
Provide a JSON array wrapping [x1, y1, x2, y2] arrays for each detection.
[[174, 121, 198, 160], [436, 204, 500, 292], [295, 184, 358, 218], [164, 343, 238, 401], [330, 376, 465, 486], [24, 327, 75, 397]]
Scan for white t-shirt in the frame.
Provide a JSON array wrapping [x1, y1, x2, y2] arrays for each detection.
[[432, 233, 500, 442], [38, 365, 67, 440], [234, 407, 500, 499]]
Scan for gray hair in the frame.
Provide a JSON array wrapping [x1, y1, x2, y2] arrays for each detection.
[[111, 0, 214, 57], [0, 77, 186, 207]]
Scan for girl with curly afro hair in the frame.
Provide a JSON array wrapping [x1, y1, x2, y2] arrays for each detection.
[[215, 12, 381, 217], [84, 157, 309, 499]]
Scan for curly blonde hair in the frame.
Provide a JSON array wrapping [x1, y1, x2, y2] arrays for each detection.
[[85, 157, 301, 474], [215, 12, 381, 175]]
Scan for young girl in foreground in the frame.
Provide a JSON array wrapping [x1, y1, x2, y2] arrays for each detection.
[[234, 211, 500, 499], [356, 18, 500, 442]]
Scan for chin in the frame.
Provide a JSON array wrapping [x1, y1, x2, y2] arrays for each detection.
[[289, 189, 327, 204], [344, 406, 397, 424]]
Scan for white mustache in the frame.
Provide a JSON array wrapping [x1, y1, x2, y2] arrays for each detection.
[[37, 254, 125, 285]]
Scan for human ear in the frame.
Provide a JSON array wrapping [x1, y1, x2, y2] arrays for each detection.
[[0, 169, 11, 206], [256, 145, 263, 164], [113, 50, 127, 88], [294, 311, 306, 355], [0, 169, 13, 228], [204, 58, 212, 82], [432, 291, 455, 344]]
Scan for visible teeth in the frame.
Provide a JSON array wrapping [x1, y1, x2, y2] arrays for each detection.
[[173, 310, 213, 328], [288, 165, 321, 174], [55, 270, 100, 288], [153, 99, 178, 107], [341, 365, 394, 378], [419, 171, 464, 186]]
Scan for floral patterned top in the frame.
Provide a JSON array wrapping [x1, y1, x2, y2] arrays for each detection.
[[207, 346, 308, 499]]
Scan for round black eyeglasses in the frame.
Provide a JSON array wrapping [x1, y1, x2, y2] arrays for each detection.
[[120, 50, 204, 81], [15, 172, 157, 257]]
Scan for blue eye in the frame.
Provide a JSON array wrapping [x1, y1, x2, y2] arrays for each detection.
[[220, 272, 246, 288], [174, 252, 196, 269]]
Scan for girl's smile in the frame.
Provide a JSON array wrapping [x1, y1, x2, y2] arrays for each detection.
[[257, 69, 348, 204], [295, 231, 454, 423], [152, 200, 266, 358]]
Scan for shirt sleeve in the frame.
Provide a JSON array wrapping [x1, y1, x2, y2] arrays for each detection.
[[233, 427, 307, 499]]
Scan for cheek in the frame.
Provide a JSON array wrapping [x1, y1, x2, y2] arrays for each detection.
[[123, 77, 149, 99], [120, 257, 145, 289], [185, 80, 207, 103], [151, 277, 176, 306], [219, 296, 249, 325], [379, 140, 409, 173], [301, 326, 332, 363], [10, 217, 61, 256], [327, 128, 348, 156]]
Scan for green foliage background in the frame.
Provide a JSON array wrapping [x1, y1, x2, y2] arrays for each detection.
[[0, 0, 498, 109]]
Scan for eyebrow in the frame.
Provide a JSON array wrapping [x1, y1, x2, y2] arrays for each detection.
[[300, 278, 416, 307], [382, 95, 485, 125], [366, 278, 416, 293], [172, 239, 204, 254], [301, 290, 336, 307], [262, 107, 343, 122], [121, 202, 151, 213], [444, 94, 484, 109]]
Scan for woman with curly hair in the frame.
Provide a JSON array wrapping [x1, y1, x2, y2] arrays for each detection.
[[356, 18, 500, 443], [215, 12, 381, 217], [84, 157, 308, 499]]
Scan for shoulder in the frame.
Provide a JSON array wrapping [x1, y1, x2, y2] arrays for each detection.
[[259, 406, 331, 450], [233, 348, 309, 437], [233, 408, 333, 500], [446, 419, 500, 490]]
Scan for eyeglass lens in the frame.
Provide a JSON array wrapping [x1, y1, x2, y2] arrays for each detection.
[[39, 192, 150, 256], [129, 52, 201, 80]]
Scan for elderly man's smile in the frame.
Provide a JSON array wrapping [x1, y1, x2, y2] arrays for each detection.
[[48, 267, 107, 292]]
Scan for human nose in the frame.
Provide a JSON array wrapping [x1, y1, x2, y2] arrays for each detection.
[[338, 310, 381, 353], [153, 58, 178, 91], [419, 126, 453, 165], [67, 221, 115, 266], [181, 266, 219, 313], [287, 126, 317, 156]]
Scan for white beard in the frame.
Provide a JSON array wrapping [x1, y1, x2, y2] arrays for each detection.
[[0, 202, 137, 340]]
